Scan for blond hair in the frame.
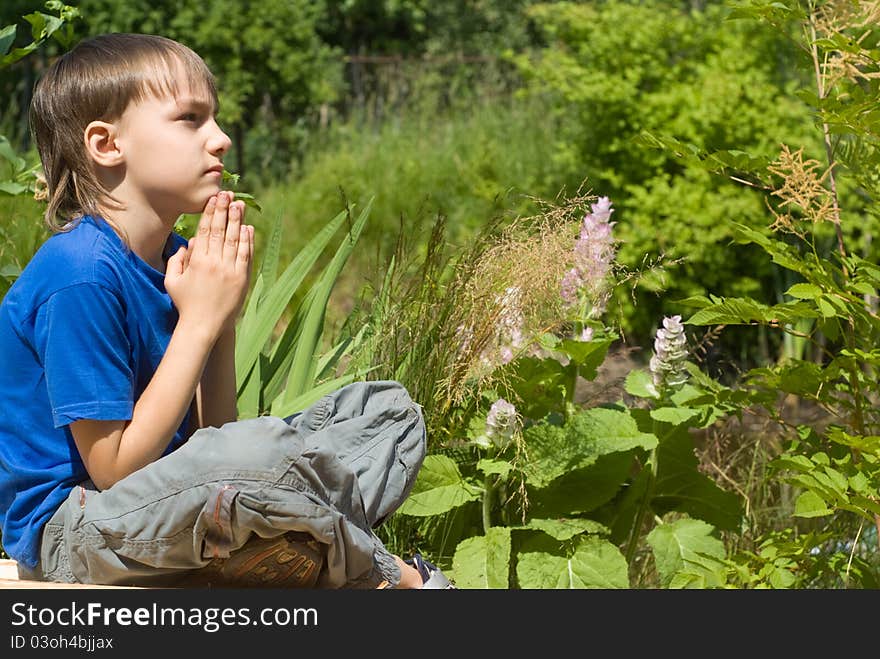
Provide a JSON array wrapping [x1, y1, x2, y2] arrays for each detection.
[[30, 33, 219, 232]]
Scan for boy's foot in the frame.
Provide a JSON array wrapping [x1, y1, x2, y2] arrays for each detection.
[[406, 553, 457, 589]]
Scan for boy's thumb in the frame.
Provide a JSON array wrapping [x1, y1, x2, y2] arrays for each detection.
[[167, 246, 186, 277]]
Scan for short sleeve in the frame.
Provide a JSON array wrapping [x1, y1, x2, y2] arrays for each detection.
[[35, 283, 134, 427]]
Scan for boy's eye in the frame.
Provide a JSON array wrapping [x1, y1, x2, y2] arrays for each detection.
[[179, 113, 199, 122]]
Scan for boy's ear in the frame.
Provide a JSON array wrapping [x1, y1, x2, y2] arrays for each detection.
[[84, 120, 124, 167]]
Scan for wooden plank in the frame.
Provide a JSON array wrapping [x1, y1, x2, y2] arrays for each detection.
[[0, 577, 138, 589], [0, 559, 141, 589]]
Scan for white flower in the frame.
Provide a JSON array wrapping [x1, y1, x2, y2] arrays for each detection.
[[649, 315, 688, 391], [485, 398, 519, 448]]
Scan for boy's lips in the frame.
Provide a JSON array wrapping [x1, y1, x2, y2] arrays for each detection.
[[205, 165, 224, 176]]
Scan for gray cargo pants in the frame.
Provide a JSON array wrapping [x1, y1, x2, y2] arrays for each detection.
[[21, 380, 426, 589]]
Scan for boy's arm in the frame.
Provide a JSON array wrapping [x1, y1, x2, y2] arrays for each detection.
[[191, 327, 238, 432], [71, 319, 218, 490], [71, 193, 252, 490]]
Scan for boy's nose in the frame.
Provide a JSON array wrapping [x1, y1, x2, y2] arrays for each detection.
[[208, 121, 232, 155]]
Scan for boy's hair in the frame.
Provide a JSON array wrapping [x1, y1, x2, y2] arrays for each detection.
[[30, 33, 219, 232]]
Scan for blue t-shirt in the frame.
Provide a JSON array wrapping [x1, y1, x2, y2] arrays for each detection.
[[0, 215, 191, 568]]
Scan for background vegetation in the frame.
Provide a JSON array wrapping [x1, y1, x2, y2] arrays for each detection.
[[2, 0, 879, 587]]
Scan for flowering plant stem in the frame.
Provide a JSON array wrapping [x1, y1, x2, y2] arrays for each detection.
[[624, 419, 660, 571], [482, 449, 497, 533]]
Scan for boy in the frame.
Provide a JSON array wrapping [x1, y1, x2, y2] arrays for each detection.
[[0, 33, 451, 589]]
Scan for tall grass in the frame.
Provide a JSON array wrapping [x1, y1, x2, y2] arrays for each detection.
[[248, 95, 570, 336]]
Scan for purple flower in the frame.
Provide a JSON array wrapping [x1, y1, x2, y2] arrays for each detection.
[[561, 196, 617, 316]]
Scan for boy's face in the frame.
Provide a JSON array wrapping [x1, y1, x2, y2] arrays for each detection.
[[113, 74, 231, 221]]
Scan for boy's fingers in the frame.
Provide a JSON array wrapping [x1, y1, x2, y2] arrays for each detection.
[[208, 191, 230, 253], [248, 225, 254, 264], [196, 195, 217, 255], [166, 246, 186, 277], [236, 224, 250, 270], [223, 200, 242, 263]]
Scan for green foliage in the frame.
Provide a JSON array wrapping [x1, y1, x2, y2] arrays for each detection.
[[388, 241, 746, 586], [669, 0, 880, 588], [75, 0, 341, 180], [513, 0, 821, 356], [234, 200, 376, 419]]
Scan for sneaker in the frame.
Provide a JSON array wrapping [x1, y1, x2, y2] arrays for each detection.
[[406, 553, 457, 589]]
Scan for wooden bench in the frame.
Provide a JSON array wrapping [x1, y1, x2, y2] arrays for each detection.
[[0, 559, 137, 589]]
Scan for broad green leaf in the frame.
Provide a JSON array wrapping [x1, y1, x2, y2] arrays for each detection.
[[520, 517, 609, 541], [793, 490, 832, 518], [522, 407, 657, 488], [0, 182, 27, 196], [816, 296, 836, 318], [451, 527, 511, 589], [527, 451, 633, 517], [558, 336, 614, 380], [646, 518, 725, 588], [397, 455, 482, 517], [477, 459, 514, 479], [516, 535, 629, 588], [652, 423, 743, 531], [624, 369, 657, 398], [649, 406, 700, 425]]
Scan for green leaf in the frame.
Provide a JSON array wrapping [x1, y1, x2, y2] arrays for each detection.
[[520, 517, 609, 541], [527, 452, 633, 517], [653, 423, 743, 531], [282, 200, 371, 403], [0, 182, 27, 196], [451, 527, 511, 589], [522, 407, 657, 488], [516, 535, 629, 588], [235, 208, 348, 387], [0, 25, 16, 57], [793, 490, 833, 518], [624, 369, 657, 398], [816, 296, 836, 318], [397, 455, 482, 517], [558, 336, 614, 380], [785, 283, 822, 300], [269, 371, 368, 420], [649, 407, 700, 426], [646, 518, 726, 588], [477, 459, 514, 479]]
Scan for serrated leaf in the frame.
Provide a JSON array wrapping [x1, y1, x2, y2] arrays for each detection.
[[451, 527, 511, 589], [397, 455, 482, 516], [477, 459, 514, 479], [522, 407, 657, 488], [646, 518, 725, 588], [516, 535, 629, 588], [520, 517, 609, 541]]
